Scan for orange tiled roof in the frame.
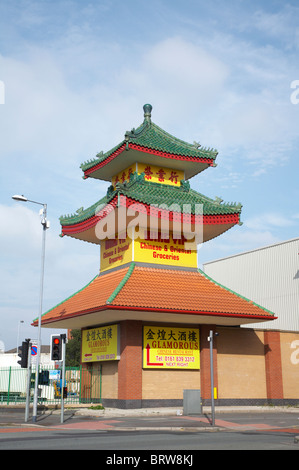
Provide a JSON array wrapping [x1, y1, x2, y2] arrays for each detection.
[[37, 263, 275, 326], [36, 267, 130, 325]]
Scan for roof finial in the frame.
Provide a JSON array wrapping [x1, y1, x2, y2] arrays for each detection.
[[143, 103, 152, 121]]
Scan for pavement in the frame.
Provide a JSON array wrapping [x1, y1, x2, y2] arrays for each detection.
[[1, 404, 299, 439]]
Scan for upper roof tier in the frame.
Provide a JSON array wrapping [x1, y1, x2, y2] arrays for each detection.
[[80, 104, 218, 181], [60, 174, 242, 244]]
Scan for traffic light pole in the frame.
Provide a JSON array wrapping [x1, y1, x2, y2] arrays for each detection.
[[208, 330, 219, 427], [209, 330, 215, 427], [61, 334, 66, 424], [25, 343, 32, 422]]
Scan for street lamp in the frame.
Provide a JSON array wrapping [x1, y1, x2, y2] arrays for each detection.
[[17, 320, 24, 355], [12, 194, 49, 423]]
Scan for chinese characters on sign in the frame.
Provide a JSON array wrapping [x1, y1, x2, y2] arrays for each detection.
[[143, 326, 200, 369], [112, 165, 136, 187], [138, 163, 184, 187], [111, 163, 185, 188], [81, 324, 120, 362]]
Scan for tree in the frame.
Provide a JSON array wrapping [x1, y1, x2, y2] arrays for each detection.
[[65, 329, 81, 367]]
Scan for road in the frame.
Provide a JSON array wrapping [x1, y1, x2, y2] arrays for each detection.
[[0, 427, 298, 451], [0, 407, 299, 451]]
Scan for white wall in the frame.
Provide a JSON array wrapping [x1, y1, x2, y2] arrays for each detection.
[[0, 352, 54, 368], [203, 238, 299, 331]]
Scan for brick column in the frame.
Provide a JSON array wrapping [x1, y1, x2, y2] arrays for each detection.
[[200, 325, 218, 401], [264, 331, 283, 401], [118, 320, 143, 407]]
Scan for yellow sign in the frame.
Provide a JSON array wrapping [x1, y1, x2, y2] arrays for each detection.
[[143, 326, 200, 369], [100, 236, 132, 272], [81, 324, 120, 363], [138, 163, 184, 187], [111, 163, 185, 188], [134, 231, 198, 269], [112, 164, 136, 187], [99, 231, 198, 273]]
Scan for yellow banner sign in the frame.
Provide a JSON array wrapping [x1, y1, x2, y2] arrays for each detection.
[[100, 237, 132, 272], [100, 232, 198, 273], [134, 232, 198, 269], [112, 164, 136, 187], [111, 163, 185, 188], [81, 324, 120, 363], [138, 163, 184, 187], [143, 326, 200, 369]]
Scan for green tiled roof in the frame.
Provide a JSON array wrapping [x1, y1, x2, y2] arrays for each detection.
[[80, 104, 218, 172], [60, 172, 242, 226]]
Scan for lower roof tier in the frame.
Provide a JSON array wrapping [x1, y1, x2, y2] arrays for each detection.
[[33, 263, 276, 331], [60, 175, 242, 244]]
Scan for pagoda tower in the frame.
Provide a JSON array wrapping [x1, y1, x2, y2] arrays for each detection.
[[35, 104, 275, 408]]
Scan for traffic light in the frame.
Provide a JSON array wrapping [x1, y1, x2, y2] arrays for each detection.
[[51, 335, 62, 361], [38, 370, 49, 385], [18, 339, 30, 368]]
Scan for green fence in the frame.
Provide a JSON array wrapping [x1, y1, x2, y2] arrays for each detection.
[[0, 364, 102, 405]]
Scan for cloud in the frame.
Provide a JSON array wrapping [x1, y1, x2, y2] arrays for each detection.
[[252, 168, 267, 178], [252, 5, 299, 48], [1, 23, 297, 173], [245, 212, 295, 231], [0, 51, 103, 164], [199, 225, 280, 267], [1, 1, 299, 350], [199, 208, 299, 266], [144, 37, 229, 94], [0, 202, 99, 347], [0, 34, 230, 177], [0, 204, 43, 253]]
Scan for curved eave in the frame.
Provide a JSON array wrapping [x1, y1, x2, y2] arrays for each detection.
[[33, 304, 276, 330], [33, 264, 275, 331], [60, 199, 241, 244], [82, 142, 216, 182]]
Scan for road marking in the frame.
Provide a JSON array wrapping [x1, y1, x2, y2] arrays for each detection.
[[0, 427, 51, 433]]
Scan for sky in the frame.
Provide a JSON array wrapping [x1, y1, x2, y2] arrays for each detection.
[[0, 0, 298, 351]]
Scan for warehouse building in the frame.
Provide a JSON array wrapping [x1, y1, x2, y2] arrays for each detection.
[[203, 238, 299, 332]]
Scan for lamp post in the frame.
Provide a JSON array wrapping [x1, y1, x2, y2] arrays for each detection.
[[12, 195, 49, 423], [17, 320, 24, 355]]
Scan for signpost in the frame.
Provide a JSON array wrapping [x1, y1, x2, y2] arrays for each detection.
[[25, 341, 32, 423], [208, 330, 218, 427], [60, 334, 66, 424], [20, 335, 67, 424]]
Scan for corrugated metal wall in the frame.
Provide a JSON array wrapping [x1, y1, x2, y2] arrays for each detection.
[[203, 238, 299, 331]]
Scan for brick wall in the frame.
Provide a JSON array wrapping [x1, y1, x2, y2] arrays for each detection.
[[264, 330, 283, 400], [280, 331, 299, 399], [217, 327, 267, 400], [200, 325, 218, 400], [118, 320, 143, 401], [99, 323, 299, 407]]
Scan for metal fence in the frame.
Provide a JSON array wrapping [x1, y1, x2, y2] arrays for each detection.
[[0, 364, 102, 406]]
